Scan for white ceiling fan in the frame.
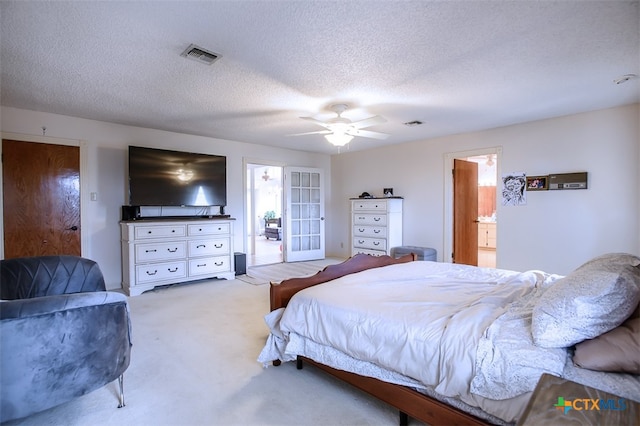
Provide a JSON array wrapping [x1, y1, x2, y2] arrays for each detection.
[[292, 104, 389, 147]]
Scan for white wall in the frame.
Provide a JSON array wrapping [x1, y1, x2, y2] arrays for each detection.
[[0, 106, 331, 290], [2, 104, 638, 285], [330, 104, 640, 275]]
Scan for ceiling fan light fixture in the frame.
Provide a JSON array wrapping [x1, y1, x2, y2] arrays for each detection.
[[325, 133, 354, 147]]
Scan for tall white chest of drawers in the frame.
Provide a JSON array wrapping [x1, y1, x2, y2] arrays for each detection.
[[120, 218, 235, 296], [351, 198, 403, 256]]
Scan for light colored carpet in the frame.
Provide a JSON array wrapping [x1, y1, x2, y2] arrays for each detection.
[[5, 264, 412, 426], [238, 258, 345, 285]]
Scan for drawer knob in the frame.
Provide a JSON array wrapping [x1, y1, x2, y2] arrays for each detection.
[[215, 243, 223, 248], [145, 249, 157, 253], [358, 228, 365, 232], [167, 248, 178, 253], [146, 270, 158, 276], [197, 263, 207, 267], [168, 267, 178, 273], [358, 240, 365, 244], [374, 229, 380, 233], [197, 244, 206, 248], [374, 217, 381, 221], [373, 241, 380, 246], [215, 261, 223, 266]]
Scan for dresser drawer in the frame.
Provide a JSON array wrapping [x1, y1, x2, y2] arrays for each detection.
[[353, 236, 387, 251], [136, 261, 187, 283], [352, 200, 387, 211], [352, 247, 386, 256], [188, 238, 230, 257], [187, 222, 230, 236], [189, 255, 231, 277], [353, 213, 387, 226], [135, 241, 187, 262], [135, 225, 186, 239], [353, 225, 386, 238]]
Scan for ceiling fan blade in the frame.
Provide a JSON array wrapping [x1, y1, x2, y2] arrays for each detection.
[[288, 130, 331, 136], [346, 128, 390, 140], [351, 115, 386, 129], [300, 116, 333, 129]]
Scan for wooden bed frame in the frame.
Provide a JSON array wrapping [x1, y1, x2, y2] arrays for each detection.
[[269, 253, 489, 426]]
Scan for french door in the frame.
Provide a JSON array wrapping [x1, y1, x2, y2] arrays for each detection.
[[283, 167, 325, 262]]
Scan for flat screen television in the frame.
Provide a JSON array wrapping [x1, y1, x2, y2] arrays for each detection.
[[128, 146, 227, 207]]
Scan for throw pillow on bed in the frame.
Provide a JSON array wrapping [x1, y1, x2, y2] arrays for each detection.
[[531, 253, 640, 348], [573, 304, 640, 374]]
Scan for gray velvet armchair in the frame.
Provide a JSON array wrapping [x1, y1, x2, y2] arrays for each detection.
[[0, 255, 132, 422]]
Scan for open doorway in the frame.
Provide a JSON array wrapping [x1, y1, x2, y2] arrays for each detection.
[[463, 153, 498, 268], [444, 147, 500, 267], [246, 163, 283, 267]]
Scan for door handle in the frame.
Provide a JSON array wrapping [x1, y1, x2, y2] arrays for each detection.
[[67, 226, 79, 231]]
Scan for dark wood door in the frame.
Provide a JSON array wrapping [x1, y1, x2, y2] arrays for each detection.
[[453, 159, 478, 266], [2, 139, 81, 258]]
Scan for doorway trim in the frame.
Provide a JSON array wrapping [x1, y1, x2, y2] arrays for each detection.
[[243, 157, 285, 264], [443, 146, 502, 264], [0, 132, 88, 259]]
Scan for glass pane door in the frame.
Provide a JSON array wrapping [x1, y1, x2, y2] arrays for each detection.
[[284, 167, 325, 262]]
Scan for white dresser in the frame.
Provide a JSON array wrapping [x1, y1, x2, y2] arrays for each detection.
[[351, 198, 403, 256], [120, 218, 235, 296]]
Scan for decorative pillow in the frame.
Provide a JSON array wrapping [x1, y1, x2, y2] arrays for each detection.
[[578, 252, 640, 269], [531, 253, 640, 348], [573, 305, 640, 374]]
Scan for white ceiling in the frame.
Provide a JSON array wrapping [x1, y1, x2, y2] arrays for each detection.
[[1, 1, 638, 155]]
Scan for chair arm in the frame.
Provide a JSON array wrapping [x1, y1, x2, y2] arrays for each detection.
[[0, 291, 132, 422], [0, 291, 127, 321]]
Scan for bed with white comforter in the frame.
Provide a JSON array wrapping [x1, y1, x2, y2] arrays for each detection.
[[259, 255, 640, 424]]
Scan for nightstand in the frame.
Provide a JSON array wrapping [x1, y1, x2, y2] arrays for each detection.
[[518, 373, 639, 425]]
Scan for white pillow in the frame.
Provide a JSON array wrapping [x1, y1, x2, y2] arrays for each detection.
[[531, 253, 640, 348]]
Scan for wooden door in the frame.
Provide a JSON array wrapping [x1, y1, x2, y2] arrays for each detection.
[[2, 139, 81, 258], [453, 159, 478, 265]]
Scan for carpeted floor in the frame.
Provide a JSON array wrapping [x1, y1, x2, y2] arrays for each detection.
[[4, 261, 410, 426]]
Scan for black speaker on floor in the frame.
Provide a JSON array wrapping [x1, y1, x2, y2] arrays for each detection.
[[234, 252, 246, 276], [121, 205, 141, 221]]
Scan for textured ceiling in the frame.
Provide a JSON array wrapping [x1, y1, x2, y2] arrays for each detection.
[[1, 1, 638, 155]]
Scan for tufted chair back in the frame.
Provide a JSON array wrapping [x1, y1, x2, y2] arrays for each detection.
[[1, 255, 106, 300]]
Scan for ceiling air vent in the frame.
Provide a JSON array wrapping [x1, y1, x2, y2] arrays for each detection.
[[404, 120, 423, 127], [181, 44, 221, 65]]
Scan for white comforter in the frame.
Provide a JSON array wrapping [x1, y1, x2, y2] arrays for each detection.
[[258, 261, 640, 423]]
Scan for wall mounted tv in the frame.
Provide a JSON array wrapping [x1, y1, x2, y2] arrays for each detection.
[[128, 146, 227, 207]]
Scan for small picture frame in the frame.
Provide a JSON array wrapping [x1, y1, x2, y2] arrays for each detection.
[[526, 176, 548, 191], [383, 188, 394, 197]]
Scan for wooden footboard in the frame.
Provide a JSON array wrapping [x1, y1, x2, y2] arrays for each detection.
[[269, 253, 416, 311], [268, 253, 490, 426]]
